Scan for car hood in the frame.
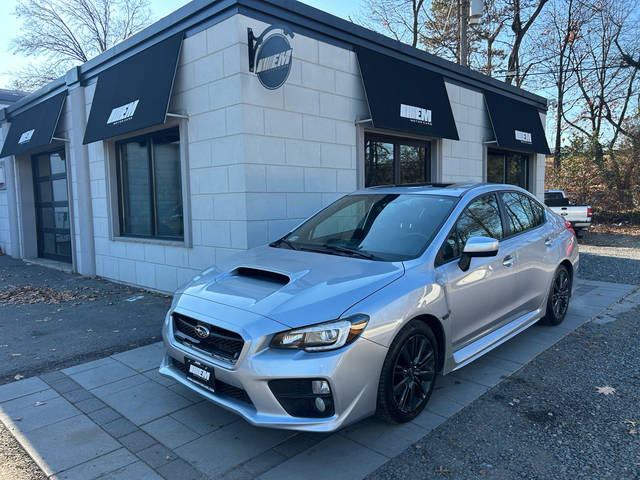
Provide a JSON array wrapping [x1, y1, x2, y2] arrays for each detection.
[[180, 245, 405, 328]]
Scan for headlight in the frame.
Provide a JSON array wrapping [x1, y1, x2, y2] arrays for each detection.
[[270, 314, 369, 352]]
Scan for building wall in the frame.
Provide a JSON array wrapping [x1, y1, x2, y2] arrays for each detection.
[[442, 82, 492, 184], [231, 15, 367, 251], [80, 14, 367, 292]]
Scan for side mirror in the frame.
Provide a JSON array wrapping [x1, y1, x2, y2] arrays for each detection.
[[459, 236, 499, 272]]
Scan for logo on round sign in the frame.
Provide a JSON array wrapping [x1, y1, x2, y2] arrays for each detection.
[[254, 33, 293, 90]]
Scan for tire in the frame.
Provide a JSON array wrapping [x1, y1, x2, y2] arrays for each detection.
[[376, 320, 438, 423], [541, 264, 572, 326]]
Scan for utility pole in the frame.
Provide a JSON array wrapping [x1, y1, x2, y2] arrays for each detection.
[[459, 0, 469, 67]]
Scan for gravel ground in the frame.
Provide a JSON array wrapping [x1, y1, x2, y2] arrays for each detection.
[[368, 288, 640, 480], [0, 423, 46, 480], [577, 233, 640, 285]]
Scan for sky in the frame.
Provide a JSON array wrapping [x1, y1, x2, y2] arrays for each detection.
[[0, 0, 357, 90]]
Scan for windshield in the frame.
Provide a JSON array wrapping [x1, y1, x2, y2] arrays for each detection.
[[272, 194, 457, 261]]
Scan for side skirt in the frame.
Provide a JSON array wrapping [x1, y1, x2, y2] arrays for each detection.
[[450, 309, 542, 371]]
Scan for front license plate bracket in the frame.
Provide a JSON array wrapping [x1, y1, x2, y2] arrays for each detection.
[[185, 357, 216, 392]]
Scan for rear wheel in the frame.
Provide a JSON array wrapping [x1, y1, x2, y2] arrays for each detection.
[[542, 265, 571, 325], [376, 321, 438, 423]]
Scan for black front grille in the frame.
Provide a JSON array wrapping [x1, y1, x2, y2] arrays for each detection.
[[171, 358, 252, 405], [172, 313, 244, 364]]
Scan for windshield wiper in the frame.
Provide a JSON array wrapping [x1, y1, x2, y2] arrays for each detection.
[[270, 238, 298, 250], [319, 244, 378, 260]]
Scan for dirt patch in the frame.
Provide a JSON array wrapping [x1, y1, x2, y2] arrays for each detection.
[[591, 223, 640, 238], [0, 285, 97, 306], [581, 231, 640, 248]]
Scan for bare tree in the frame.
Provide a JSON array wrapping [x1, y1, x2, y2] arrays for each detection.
[[562, 0, 640, 156], [358, 0, 429, 47], [10, 0, 152, 91], [504, 0, 549, 86], [537, 0, 594, 168], [471, 0, 509, 76]]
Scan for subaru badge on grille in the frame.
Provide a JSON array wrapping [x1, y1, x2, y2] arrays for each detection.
[[194, 324, 210, 339]]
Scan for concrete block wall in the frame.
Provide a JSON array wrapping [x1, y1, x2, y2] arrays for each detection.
[[228, 15, 367, 251], [442, 83, 493, 183]]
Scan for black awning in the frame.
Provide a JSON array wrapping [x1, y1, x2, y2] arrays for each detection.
[[1, 91, 66, 157], [83, 32, 183, 145], [484, 91, 550, 154], [355, 47, 458, 140]]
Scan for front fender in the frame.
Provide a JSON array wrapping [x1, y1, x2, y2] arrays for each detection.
[[342, 269, 449, 352]]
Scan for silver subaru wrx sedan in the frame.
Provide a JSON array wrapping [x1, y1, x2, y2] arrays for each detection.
[[159, 183, 578, 432]]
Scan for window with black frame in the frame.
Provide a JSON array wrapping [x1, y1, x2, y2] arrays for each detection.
[[116, 128, 183, 240], [487, 150, 529, 189], [365, 134, 431, 187]]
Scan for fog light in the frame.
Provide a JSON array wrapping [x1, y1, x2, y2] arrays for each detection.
[[312, 380, 330, 394], [314, 397, 326, 412]]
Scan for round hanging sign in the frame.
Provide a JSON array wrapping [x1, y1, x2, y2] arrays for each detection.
[[254, 33, 293, 90]]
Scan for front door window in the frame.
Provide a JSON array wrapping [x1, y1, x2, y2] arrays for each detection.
[[32, 150, 72, 263]]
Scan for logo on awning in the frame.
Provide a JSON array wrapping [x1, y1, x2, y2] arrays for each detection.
[[18, 129, 35, 144], [248, 26, 294, 90], [107, 100, 139, 125], [515, 130, 532, 144], [400, 104, 432, 125]]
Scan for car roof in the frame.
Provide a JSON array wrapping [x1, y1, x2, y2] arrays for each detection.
[[352, 182, 520, 198]]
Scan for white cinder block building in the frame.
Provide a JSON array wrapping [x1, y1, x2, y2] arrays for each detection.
[[0, 0, 550, 292]]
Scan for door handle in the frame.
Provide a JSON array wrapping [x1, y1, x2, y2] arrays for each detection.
[[544, 237, 553, 246], [503, 255, 514, 268]]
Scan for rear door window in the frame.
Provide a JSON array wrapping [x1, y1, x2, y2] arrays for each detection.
[[501, 192, 538, 235]]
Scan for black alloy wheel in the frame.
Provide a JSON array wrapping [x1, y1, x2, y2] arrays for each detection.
[[392, 334, 436, 413], [542, 264, 571, 325], [377, 321, 438, 423]]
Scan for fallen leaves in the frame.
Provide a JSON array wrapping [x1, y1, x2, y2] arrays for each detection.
[[625, 419, 638, 435], [0, 285, 96, 305], [595, 386, 616, 396], [435, 466, 452, 474]]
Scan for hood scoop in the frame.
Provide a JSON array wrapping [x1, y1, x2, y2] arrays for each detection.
[[198, 266, 291, 308], [231, 267, 290, 286]]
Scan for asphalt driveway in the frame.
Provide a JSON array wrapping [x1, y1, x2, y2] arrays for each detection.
[[368, 287, 640, 480], [0, 256, 171, 386]]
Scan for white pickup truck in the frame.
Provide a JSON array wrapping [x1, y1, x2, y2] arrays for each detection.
[[544, 190, 592, 237]]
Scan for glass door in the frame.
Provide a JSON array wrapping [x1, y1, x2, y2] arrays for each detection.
[[32, 150, 72, 263], [487, 150, 529, 190]]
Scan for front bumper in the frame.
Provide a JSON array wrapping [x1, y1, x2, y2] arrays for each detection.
[[159, 311, 388, 432]]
